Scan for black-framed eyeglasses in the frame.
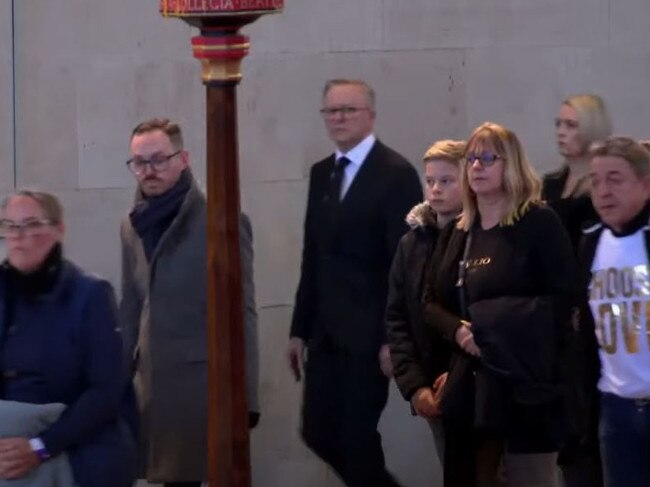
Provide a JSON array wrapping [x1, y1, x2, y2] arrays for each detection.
[[319, 106, 370, 118], [126, 150, 181, 174], [0, 218, 53, 237], [465, 152, 503, 167]]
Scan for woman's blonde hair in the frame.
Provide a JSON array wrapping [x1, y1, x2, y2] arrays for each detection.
[[458, 122, 541, 231], [423, 139, 466, 166], [563, 94, 612, 151]]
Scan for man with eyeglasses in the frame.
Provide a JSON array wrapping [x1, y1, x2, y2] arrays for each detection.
[[287, 79, 422, 486], [120, 118, 259, 487]]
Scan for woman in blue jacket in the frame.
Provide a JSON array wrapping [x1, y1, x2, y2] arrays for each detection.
[[0, 190, 136, 486]]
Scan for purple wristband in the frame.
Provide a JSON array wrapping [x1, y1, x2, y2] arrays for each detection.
[[29, 438, 51, 462]]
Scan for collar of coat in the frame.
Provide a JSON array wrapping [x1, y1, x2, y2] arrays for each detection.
[[130, 170, 205, 262], [582, 200, 650, 238], [405, 202, 437, 230], [579, 200, 650, 282]]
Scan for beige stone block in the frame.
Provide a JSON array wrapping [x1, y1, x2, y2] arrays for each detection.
[[55, 187, 135, 289], [610, 0, 650, 47], [243, 179, 308, 308], [13, 0, 202, 191], [0, 0, 14, 191], [76, 58, 206, 189], [463, 47, 585, 175], [360, 49, 468, 168], [244, 0, 382, 54], [132, 59, 207, 178], [14, 0, 192, 61], [559, 46, 650, 140], [13, 59, 79, 189], [12, 2, 85, 188], [239, 48, 467, 185], [381, 0, 609, 50], [76, 60, 137, 189], [239, 53, 334, 184]]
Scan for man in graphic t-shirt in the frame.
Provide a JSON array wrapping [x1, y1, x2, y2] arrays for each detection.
[[581, 136, 650, 487]]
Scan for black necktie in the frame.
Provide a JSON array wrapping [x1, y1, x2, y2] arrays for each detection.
[[329, 156, 351, 205]]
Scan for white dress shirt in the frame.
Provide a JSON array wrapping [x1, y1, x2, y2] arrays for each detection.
[[335, 134, 376, 199]]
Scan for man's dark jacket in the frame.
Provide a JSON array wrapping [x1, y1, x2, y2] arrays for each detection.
[[291, 139, 423, 355]]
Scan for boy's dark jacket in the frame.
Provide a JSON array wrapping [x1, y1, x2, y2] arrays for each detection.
[[386, 202, 451, 401]]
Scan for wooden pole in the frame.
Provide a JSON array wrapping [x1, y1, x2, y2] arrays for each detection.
[[205, 83, 249, 486], [158, 3, 284, 485]]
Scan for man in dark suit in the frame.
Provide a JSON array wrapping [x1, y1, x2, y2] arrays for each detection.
[[287, 79, 423, 486]]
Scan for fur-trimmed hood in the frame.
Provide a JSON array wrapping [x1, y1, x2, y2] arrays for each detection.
[[405, 201, 437, 230]]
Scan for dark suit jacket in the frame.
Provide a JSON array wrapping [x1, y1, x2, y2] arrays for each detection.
[[291, 139, 423, 356]]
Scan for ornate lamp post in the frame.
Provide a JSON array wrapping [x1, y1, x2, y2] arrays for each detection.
[[159, 2, 284, 486]]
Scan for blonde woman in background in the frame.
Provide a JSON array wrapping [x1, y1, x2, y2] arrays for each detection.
[[544, 94, 612, 487], [543, 94, 612, 249]]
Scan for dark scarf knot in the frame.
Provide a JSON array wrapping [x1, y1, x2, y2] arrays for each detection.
[[130, 169, 192, 261]]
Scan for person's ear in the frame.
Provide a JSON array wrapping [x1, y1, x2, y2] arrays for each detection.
[[54, 222, 65, 241], [180, 150, 190, 169]]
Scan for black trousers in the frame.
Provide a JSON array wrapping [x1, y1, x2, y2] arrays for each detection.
[[301, 349, 401, 487], [163, 483, 201, 487]]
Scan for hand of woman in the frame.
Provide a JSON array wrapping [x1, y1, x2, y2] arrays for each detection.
[[455, 323, 481, 357], [411, 387, 439, 418], [0, 438, 40, 480]]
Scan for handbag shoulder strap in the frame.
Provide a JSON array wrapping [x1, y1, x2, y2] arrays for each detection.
[[455, 231, 473, 320]]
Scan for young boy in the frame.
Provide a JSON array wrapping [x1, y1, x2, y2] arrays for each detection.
[[386, 139, 465, 464]]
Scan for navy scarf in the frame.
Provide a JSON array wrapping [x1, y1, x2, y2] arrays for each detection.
[[130, 169, 192, 262]]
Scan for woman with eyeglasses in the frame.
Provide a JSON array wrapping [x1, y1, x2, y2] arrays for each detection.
[[0, 190, 136, 487], [423, 122, 576, 487]]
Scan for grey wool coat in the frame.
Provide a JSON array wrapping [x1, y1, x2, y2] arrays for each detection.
[[119, 174, 259, 482]]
